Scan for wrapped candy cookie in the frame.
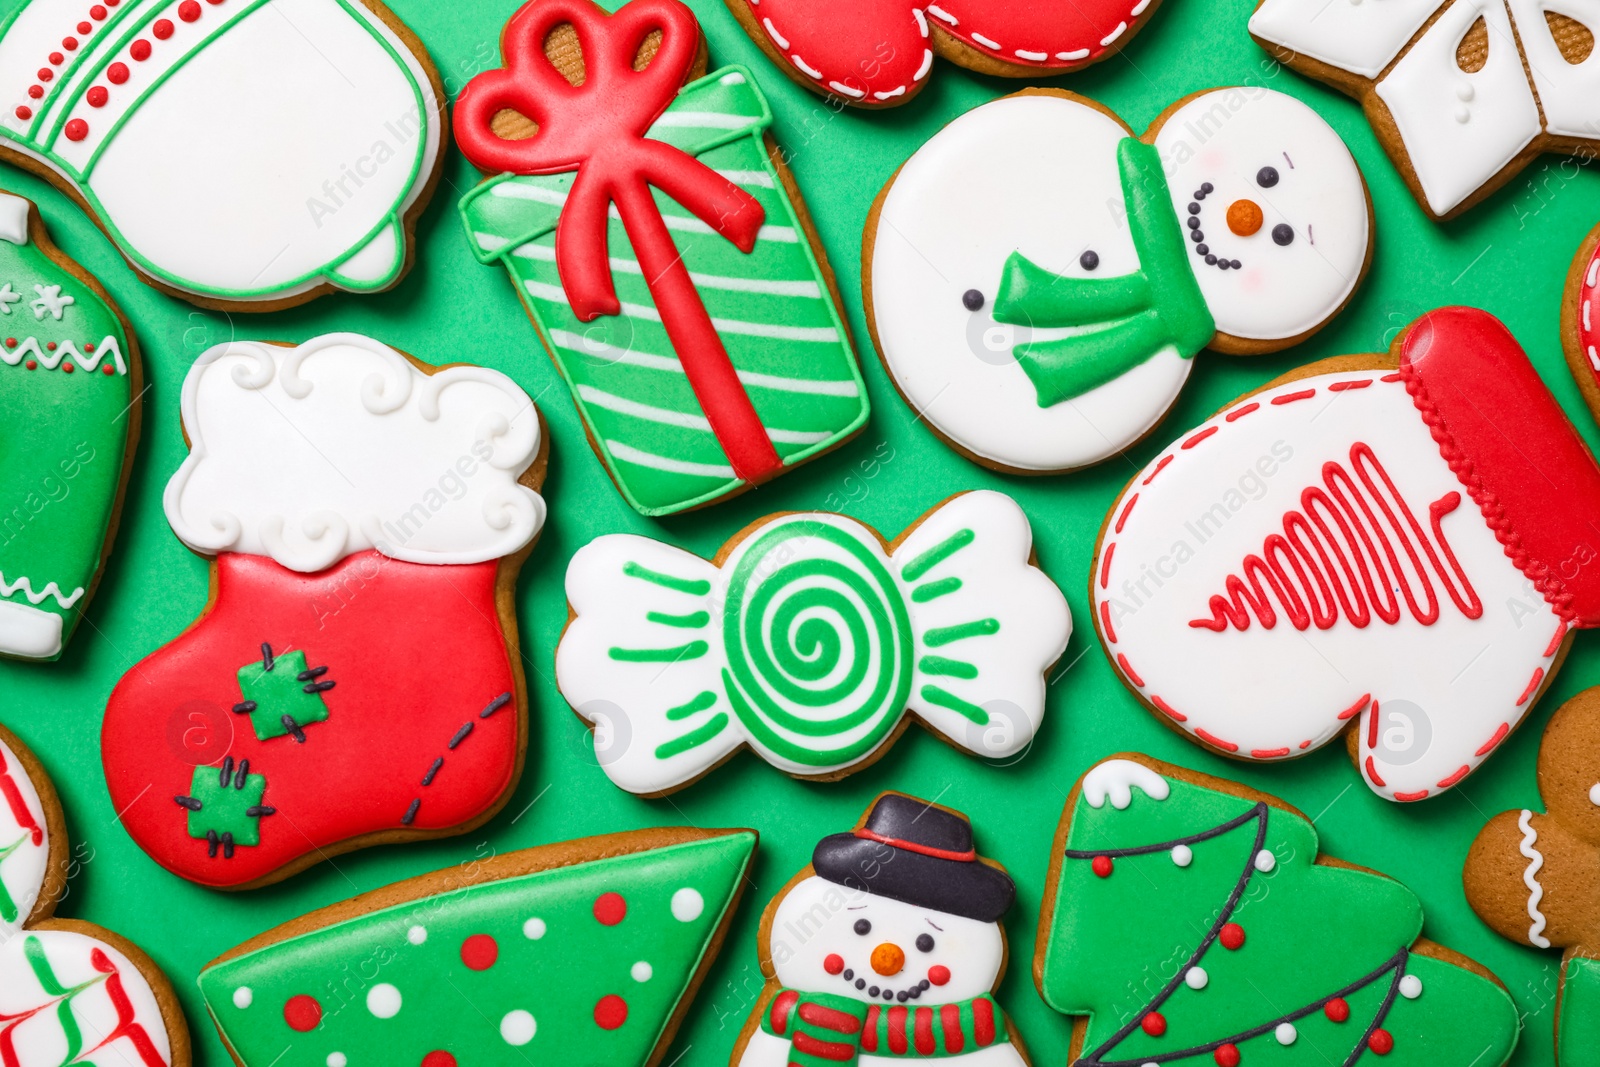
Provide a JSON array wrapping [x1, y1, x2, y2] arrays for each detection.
[[1093, 307, 1600, 802], [556, 491, 1071, 795], [102, 334, 547, 888], [456, 0, 867, 516], [865, 86, 1371, 474], [0, 0, 444, 308]]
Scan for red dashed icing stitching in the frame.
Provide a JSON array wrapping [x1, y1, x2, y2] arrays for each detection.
[[1099, 543, 1115, 589], [1142, 454, 1173, 484], [1225, 402, 1259, 422], [1270, 388, 1317, 405], [1338, 694, 1371, 720], [1364, 756, 1386, 787], [1543, 620, 1568, 658], [1114, 493, 1138, 534], [1099, 599, 1117, 644], [1151, 696, 1185, 722], [1194, 727, 1238, 752], [1250, 747, 1291, 758], [1436, 765, 1470, 789], [1516, 667, 1545, 706], [1116, 653, 1144, 687], [1392, 789, 1429, 802], [1182, 425, 1218, 449], [1328, 379, 1374, 392], [1475, 722, 1510, 757]]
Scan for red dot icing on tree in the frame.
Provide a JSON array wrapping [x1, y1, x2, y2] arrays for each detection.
[[460, 933, 498, 971], [927, 965, 950, 987], [1219, 922, 1246, 950], [62, 36, 77, 48], [61, 361, 73, 373], [107, 62, 128, 84], [36, 68, 51, 81], [1141, 1011, 1166, 1036], [130, 39, 150, 60], [90, 5, 107, 18], [11, 107, 26, 120], [1091, 855, 1113, 878], [1325, 997, 1350, 1023], [48, 51, 62, 63], [823, 953, 844, 975], [75, 20, 91, 33], [152, 18, 173, 38], [421, 1053, 456, 1067], [594, 994, 628, 1030], [102, 364, 114, 375], [283, 994, 322, 1032], [26, 86, 42, 99], [594, 891, 626, 926], [63, 118, 86, 141], [178, 1, 200, 20], [1214, 1044, 1241, 1067], [86, 86, 107, 108], [1369, 1028, 1394, 1055]]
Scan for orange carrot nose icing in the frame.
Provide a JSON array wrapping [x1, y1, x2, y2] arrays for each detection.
[[870, 942, 906, 976], [1227, 199, 1264, 236]]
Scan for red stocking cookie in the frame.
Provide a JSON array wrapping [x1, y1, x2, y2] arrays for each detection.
[[731, 793, 1029, 1066], [724, 0, 1163, 108], [102, 335, 547, 888], [0, 722, 191, 1067], [1466, 688, 1600, 1066], [1094, 307, 1600, 801]]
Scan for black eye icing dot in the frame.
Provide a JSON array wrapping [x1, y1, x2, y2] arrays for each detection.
[[1257, 166, 1280, 188], [854, 919, 872, 936], [961, 288, 984, 312], [1272, 223, 1294, 246], [1079, 250, 1099, 271], [916, 934, 935, 953]]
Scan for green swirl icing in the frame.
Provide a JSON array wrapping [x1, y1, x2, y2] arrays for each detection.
[[722, 519, 912, 766]]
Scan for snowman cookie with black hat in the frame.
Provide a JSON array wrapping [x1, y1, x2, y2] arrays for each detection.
[[733, 793, 1027, 1066]]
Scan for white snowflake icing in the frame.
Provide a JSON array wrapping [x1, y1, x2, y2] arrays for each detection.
[[30, 283, 72, 321], [0, 284, 20, 315]]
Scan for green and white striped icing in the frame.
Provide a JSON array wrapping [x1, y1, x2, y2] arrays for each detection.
[[460, 66, 867, 517]]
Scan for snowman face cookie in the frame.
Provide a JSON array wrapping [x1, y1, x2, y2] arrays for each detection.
[[769, 876, 1004, 1004], [866, 87, 1370, 474]]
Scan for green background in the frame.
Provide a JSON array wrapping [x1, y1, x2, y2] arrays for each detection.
[[0, 0, 1591, 1063]]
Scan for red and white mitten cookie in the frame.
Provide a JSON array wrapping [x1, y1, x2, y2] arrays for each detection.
[[723, 0, 1163, 108], [0, 723, 191, 1067], [102, 335, 547, 888], [1094, 307, 1600, 802]]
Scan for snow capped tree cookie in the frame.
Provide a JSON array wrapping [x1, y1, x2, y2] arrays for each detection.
[[0, 0, 445, 308], [556, 490, 1071, 795], [101, 334, 548, 888], [1251, 0, 1600, 220], [865, 86, 1372, 474], [1092, 307, 1600, 802], [732, 792, 1029, 1067], [0, 722, 192, 1067], [198, 826, 756, 1067], [1038, 754, 1521, 1067]]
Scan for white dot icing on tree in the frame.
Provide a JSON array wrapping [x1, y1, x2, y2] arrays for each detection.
[[1254, 850, 1277, 873], [326, 1054, 347, 1067], [632, 961, 653, 983], [1171, 844, 1192, 867], [523, 917, 546, 940], [1185, 966, 1208, 990], [1276, 1021, 1297, 1044], [233, 986, 253, 1009], [366, 983, 401, 1019], [1518, 809, 1552, 948], [1083, 759, 1171, 810], [672, 887, 704, 923], [1399, 974, 1424, 999], [406, 926, 426, 946], [501, 1009, 536, 1046]]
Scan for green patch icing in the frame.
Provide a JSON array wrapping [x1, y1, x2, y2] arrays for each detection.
[[236, 649, 331, 741], [1039, 761, 1520, 1066], [197, 832, 756, 1066], [186, 763, 267, 848]]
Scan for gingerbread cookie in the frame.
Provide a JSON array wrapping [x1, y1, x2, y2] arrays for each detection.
[[1562, 220, 1600, 423], [0, 0, 444, 309], [731, 793, 1028, 1067], [1039, 755, 1521, 1066], [864, 86, 1371, 474], [556, 490, 1071, 795], [1464, 687, 1600, 1065], [101, 334, 547, 888], [723, 0, 1161, 108], [1093, 307, 1600, 802], [1251, 0, 1600, 220], [456, 0, 867, 517], [198, 826, 755, 1066], [0, 190, 138, 660], [0, 722, 191, 1067]]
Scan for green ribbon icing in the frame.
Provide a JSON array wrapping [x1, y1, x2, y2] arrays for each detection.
[[197, 831, 756, 1066], [992, 139, 1215, 408], [1038, 763, 1520, 1066]]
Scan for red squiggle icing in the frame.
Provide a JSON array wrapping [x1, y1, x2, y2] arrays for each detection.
[[1190, 442, 1483, 633], [0, 745, 42, 846], [90, 948, 167, 1067]]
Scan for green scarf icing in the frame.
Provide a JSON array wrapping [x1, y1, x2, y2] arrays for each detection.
[[1038, 763, 1520, 1066], [992, 138, 1215, 407], [760, 988, 1008, 1063]]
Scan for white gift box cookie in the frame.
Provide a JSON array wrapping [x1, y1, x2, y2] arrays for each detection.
[[0, 0, 443, 308], [865, 86, 1371, 474], [556, 490, 1071, 795], [1094, 307, 1600, 802], [1251, 0, 1600, 220]]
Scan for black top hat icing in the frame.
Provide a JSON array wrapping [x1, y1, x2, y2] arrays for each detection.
[[812, 793, 1015, 923]]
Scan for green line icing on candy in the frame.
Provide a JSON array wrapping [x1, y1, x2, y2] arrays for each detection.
[[1039, 758, 1520, 1066], [198, 831, 756, 1066]]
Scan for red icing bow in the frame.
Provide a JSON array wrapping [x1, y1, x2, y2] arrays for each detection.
[[456, 0, 781, 482]]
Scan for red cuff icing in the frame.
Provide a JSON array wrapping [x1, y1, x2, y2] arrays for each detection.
[[1401, 306, 1600, 628]]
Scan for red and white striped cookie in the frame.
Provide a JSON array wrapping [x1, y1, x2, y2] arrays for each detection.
[[1095, 307, 1600, 802]]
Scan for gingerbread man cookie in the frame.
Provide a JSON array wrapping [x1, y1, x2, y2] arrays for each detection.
[[0, 722, 191, 1067], [731, 793, 1029, 1067], [865, 86, 1371, 474], [1039, 755, 1521, 1066], [1093, 307, 1600, 801], [556, 490, 1071, 795], [1251, 0, 1600, 220], [723, 0, 1163, 108], [102, 334, 547, 888], [0, 0, 445, 308], [1466, 687, 1600, 1067]]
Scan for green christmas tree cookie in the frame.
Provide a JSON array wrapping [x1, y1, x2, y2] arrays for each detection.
[[198, 827, 756, 1066], [0, 190, 136, 660], [1036, 755, 1520, 1067]]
